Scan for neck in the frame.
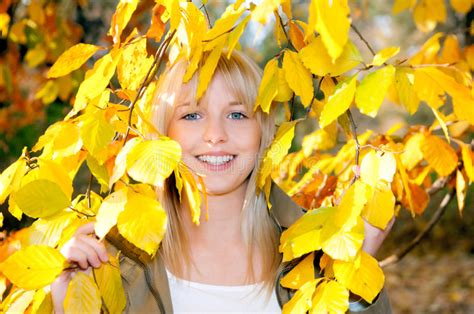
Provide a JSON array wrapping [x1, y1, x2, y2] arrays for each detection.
[[180, 181, 248, 245]]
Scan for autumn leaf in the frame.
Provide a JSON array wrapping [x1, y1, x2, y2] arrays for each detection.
[[283, 50, 313, 107], [421, 134, 458, 177], [47, 44, 101, 78], [280, 253, 315, 290], [319, 76, 357, 128], [355, 65, 395, 118], [333, 251, 384, 303], [413, 0, 446, 32], [254, 58, 279, 113], [299, 37, 362, 77], [95, 188, 128, 239], [401, 133, 425, 170], [117, 38, 154, 91], [64, 272, 102, 314], [94, 254, 126, 314], [369, 47, 400, 66], [310, 280, 349, 314], [0, 245, 66, 290], [394, 68, 420, 114], [108, 0, 139, 45], [282, 279, 319, 314], [126, 138, 181, 187]]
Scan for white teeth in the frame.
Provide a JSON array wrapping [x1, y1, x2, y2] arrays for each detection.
[[198, 155, 234, 165]]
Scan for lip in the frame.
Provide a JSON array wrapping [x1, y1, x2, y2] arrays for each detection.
[[195, 153, 237, 172]]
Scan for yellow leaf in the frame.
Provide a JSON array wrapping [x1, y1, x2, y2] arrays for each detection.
[[108, 0, 139, 45], [301, 122, 337, 155], [282, 279, 319, 314], [177, 163, 202, 225], [0, 245, 66, 290], [13, 179, 70, 218], [401, 133, 424, 170], [0, 155, 27, 205], [227, 14, 251, 57], [310, 280, 349, 314], [439, 35, 462, 64], [279, 207, 335, 262], [431, 108, 450, 142], [109, 137, 142, 186], [409, 33, 443, 65], [64, 272, 101, 314], [0, 13, 10, 37], [160, 0, 181, 32], [413, 68, 445, 109], [360, 150, 397, 188], [254, 58, 278, 113], [300, 37, 362, 77], [392, 0, 416, 14], [72, 49, 121, 116], [47, 43, 101, 78], [1, 288, 35, 313], [413, 0, 446, 32], [25, 45, 47, 68], [94, 254, 126, 314], [196, 40, 226, 99], [30, 288, 50, 314], [117, 38, 154, 91], [456, 170, 466, 213], [322, 214, 365, 261], [394, 68, 420, 114], [35, 80, 59, 105], [126, 138, 181, 187], [95, 188, 128, 239], [334, 251, 384, 303], [319, 76, 357, 128], [334, 181, 368, 230], [311, 0, 351, 61], [280, 253, 315, 290], [80, 110, 115, 158], [355, 65, 395, 118], [117, 191, 167, 256], [283, 50, 313, 107], [421, 134, 458, 177], [460, 143, 474, 183], [362, 185, 396, 229], [273, 11, 287, 48], [251, 0, 283, 24], [289, 21, 305, 51], [450, 0, 472, 13], [257, 121, 298, 190], [204, 3, 245, 42], [27, 212, 76, 247], [370, 47, 400, 67], [275, 67, 293, 102]]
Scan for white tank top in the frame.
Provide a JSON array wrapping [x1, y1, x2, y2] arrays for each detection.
[[166, 269, 281, 313]]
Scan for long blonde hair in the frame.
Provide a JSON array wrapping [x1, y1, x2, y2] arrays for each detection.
[[151, 50, 280, 289]]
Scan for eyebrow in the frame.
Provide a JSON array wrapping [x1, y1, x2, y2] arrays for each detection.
[[175, 101, 244, 108]]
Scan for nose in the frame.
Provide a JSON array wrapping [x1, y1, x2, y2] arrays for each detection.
[[203, 117, 227, 144]]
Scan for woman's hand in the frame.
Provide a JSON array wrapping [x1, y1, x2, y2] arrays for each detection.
[[362, 217, 395, 257], [51, 222, 109, 314]]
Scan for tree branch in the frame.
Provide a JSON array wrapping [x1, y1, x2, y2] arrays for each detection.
[[350, 24, 376, 56], [380, 189, 455, 268]]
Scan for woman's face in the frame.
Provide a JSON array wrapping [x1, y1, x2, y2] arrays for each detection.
[[168, 73, 261, 196]]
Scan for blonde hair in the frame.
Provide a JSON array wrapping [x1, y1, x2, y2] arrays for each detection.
[[151, 50, 280, 290]]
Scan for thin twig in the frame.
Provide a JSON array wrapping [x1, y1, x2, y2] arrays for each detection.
[[123, 30, 176, 144], [199, 3, 212, 28], [380, 189, 455, 268], [69, 206, 95, 218], [350, 24, 376, 56], [276, 12, 297, 51], [347, 110, 361, 186], [86, 173, 93, 209]]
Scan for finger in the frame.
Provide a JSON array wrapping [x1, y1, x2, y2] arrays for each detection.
[[79, 234, 109, 263], [75, 222, 95, 236], [73, 236, 103, 268], [64, 247, 89, 269]]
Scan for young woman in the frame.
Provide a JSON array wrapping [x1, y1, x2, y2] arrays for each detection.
[[52, 50, 393, 313]]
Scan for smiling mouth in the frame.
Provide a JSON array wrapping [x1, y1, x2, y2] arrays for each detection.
[[197, 155, 236, 166]]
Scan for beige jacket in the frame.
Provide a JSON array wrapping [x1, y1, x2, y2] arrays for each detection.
[[107, 184, 391, 313]]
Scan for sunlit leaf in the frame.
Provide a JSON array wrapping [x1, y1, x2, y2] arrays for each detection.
[[126, 138, 181, 187], [117, 191, 167, 256], [355, 65, 395, 118], [421, 134, 458, 177], [280, 253, 315, 290], [300, 37, 361, 77], [333, 251, 384, 303], [283, 50, 313, 107], [108, 0, 139, 45], [319, 76, 357, 128], [394, 68, 420, 114], [413, 0, 446, 32], [196, 39, 226, 99], [360, 150, 397, 188], [282, 279, 319, 314], [456, 170, 466, 214], [310, 280, 349, 314], [47, 44, 101, 78], [13, 179, 70, 218], [362, 185, 395, 230], [1, 288, 35, 313], [369, 47, 400, 66], [460, 143, 474, 183], [94, 254, 126, 314], [322, 216, 365, 261], [95, 188, 128, 239], [401, 133, 424, 170], [254, 58, 278, 113], [27, 212, 76, 247], [0, 245, 66, 290], [64, 272, 101, 314]]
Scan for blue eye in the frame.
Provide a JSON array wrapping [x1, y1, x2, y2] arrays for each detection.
[[228, 112, 247, 120], [183, 113, 201, 120]]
